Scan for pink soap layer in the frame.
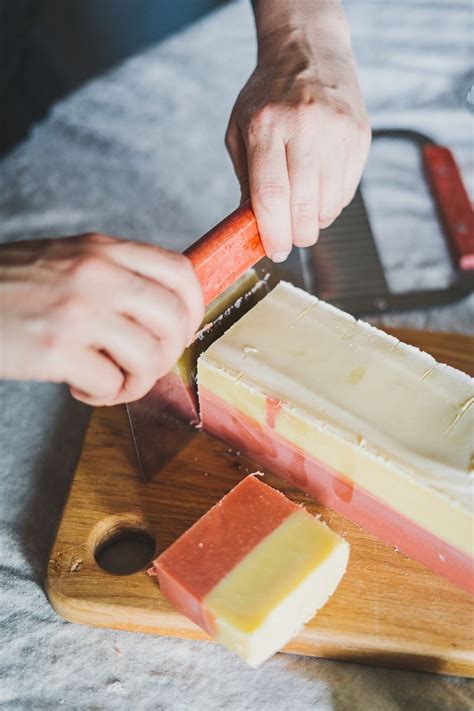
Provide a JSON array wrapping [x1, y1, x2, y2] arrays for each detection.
[[147, 370, 199, 423], [199, 386, 474, 595], [148, 475, 298, 633]]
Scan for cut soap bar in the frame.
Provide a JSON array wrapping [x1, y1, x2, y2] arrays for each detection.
[[197, 282, 474, 593], [148, 475, 349, 667]]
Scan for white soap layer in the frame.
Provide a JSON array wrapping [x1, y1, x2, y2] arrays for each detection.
[[201, 282, 474, 512]]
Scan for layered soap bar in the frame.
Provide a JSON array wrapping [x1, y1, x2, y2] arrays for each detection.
[[148, 475, 349, 667], [197, 282, 474, 593]]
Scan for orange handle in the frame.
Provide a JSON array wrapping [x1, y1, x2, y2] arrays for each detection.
[[422, 144, 474, 272], [185, 201, 265, 306]]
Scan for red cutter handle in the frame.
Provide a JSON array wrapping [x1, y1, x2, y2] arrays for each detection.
[[185, 201, 265, 306], [422, 144, 474, 271]]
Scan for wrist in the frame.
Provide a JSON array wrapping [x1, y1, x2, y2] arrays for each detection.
[[253, 0, 351, 63]]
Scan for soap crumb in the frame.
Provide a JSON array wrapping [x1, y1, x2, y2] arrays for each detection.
[[236, 451, 241, 456], [243, 345, 258, 354], [68, 558, 83, 573], [439, 553, 446, 562]]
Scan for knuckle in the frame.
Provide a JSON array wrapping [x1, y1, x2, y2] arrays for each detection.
[[79, 232, 115, 246], [171, 259, 200, 300], [39, 324, 63, 356], [40, 304, 85, 357], [58, 294, 88, 324], [69, 254, 106, 283], [335, 112, 353, 133], [292, 197, 317, 219], [254, 181, 289, 206], [324, 102, 354, 132], [175, 253, 196, 280], [248, 106, 277, 136], [293, 103, 317, 126]]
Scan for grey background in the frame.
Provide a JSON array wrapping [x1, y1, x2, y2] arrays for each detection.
[[37, 0, 229, 90], [0, 1, 473, 709]]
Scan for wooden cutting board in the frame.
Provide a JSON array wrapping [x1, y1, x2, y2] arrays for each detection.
[[45, 327, 474, 677]]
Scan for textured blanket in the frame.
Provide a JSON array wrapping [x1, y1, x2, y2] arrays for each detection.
[[1, 1, 473, 708]]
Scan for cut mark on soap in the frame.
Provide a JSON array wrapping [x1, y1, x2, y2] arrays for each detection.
[[420, 364, 437, 382], [295, 304, 314, 322], [443, 396, 474, 438], [340, 321, 357, 340]]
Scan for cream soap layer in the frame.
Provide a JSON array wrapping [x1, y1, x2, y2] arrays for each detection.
[[198, 282, 473, 520]]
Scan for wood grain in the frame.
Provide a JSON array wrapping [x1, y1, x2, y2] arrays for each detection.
[[46, 328, 474, 677]]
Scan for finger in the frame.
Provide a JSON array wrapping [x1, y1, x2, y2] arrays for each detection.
[[113, 274, 190, 352], [93, 313, 182, 403], [93, 242, 204, 340], [64, 348, 124, 404], [343, 131, 371, 207], [246, 135, 292, 262], [225, 115, 249, 202], [319, 146, 347, 229], [286, 138, 319, 247]]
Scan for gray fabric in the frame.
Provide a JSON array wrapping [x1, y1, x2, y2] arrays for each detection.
[[1, 1, 473, 709]]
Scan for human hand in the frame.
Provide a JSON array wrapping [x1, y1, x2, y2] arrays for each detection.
[[225, 0, 371, 262], [0, 233, 204, 405]]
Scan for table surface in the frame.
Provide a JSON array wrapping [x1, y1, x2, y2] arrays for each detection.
[[0, 1, 473, 709]]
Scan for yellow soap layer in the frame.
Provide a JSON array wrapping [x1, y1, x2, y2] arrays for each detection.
[[204, 509, 349, 666]]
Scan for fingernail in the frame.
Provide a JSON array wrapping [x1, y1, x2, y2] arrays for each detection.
[[271, 251, 290, 263]]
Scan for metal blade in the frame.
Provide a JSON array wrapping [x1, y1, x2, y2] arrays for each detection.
[[126, 394, 198, 481]]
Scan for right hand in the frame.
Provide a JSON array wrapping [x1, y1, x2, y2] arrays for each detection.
[[0, 233, 204, 406]]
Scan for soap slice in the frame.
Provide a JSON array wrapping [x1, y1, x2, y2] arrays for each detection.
[[197, 282, 474, 594], [148, 475, 349, 667]]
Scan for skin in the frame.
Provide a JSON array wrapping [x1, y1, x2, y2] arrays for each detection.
[[226, 0, 371, 261], [0, 0, 370, 404], [0, 234, 204, 406]]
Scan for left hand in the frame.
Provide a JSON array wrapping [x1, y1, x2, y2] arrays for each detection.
[[225, 14, 371, 262]]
